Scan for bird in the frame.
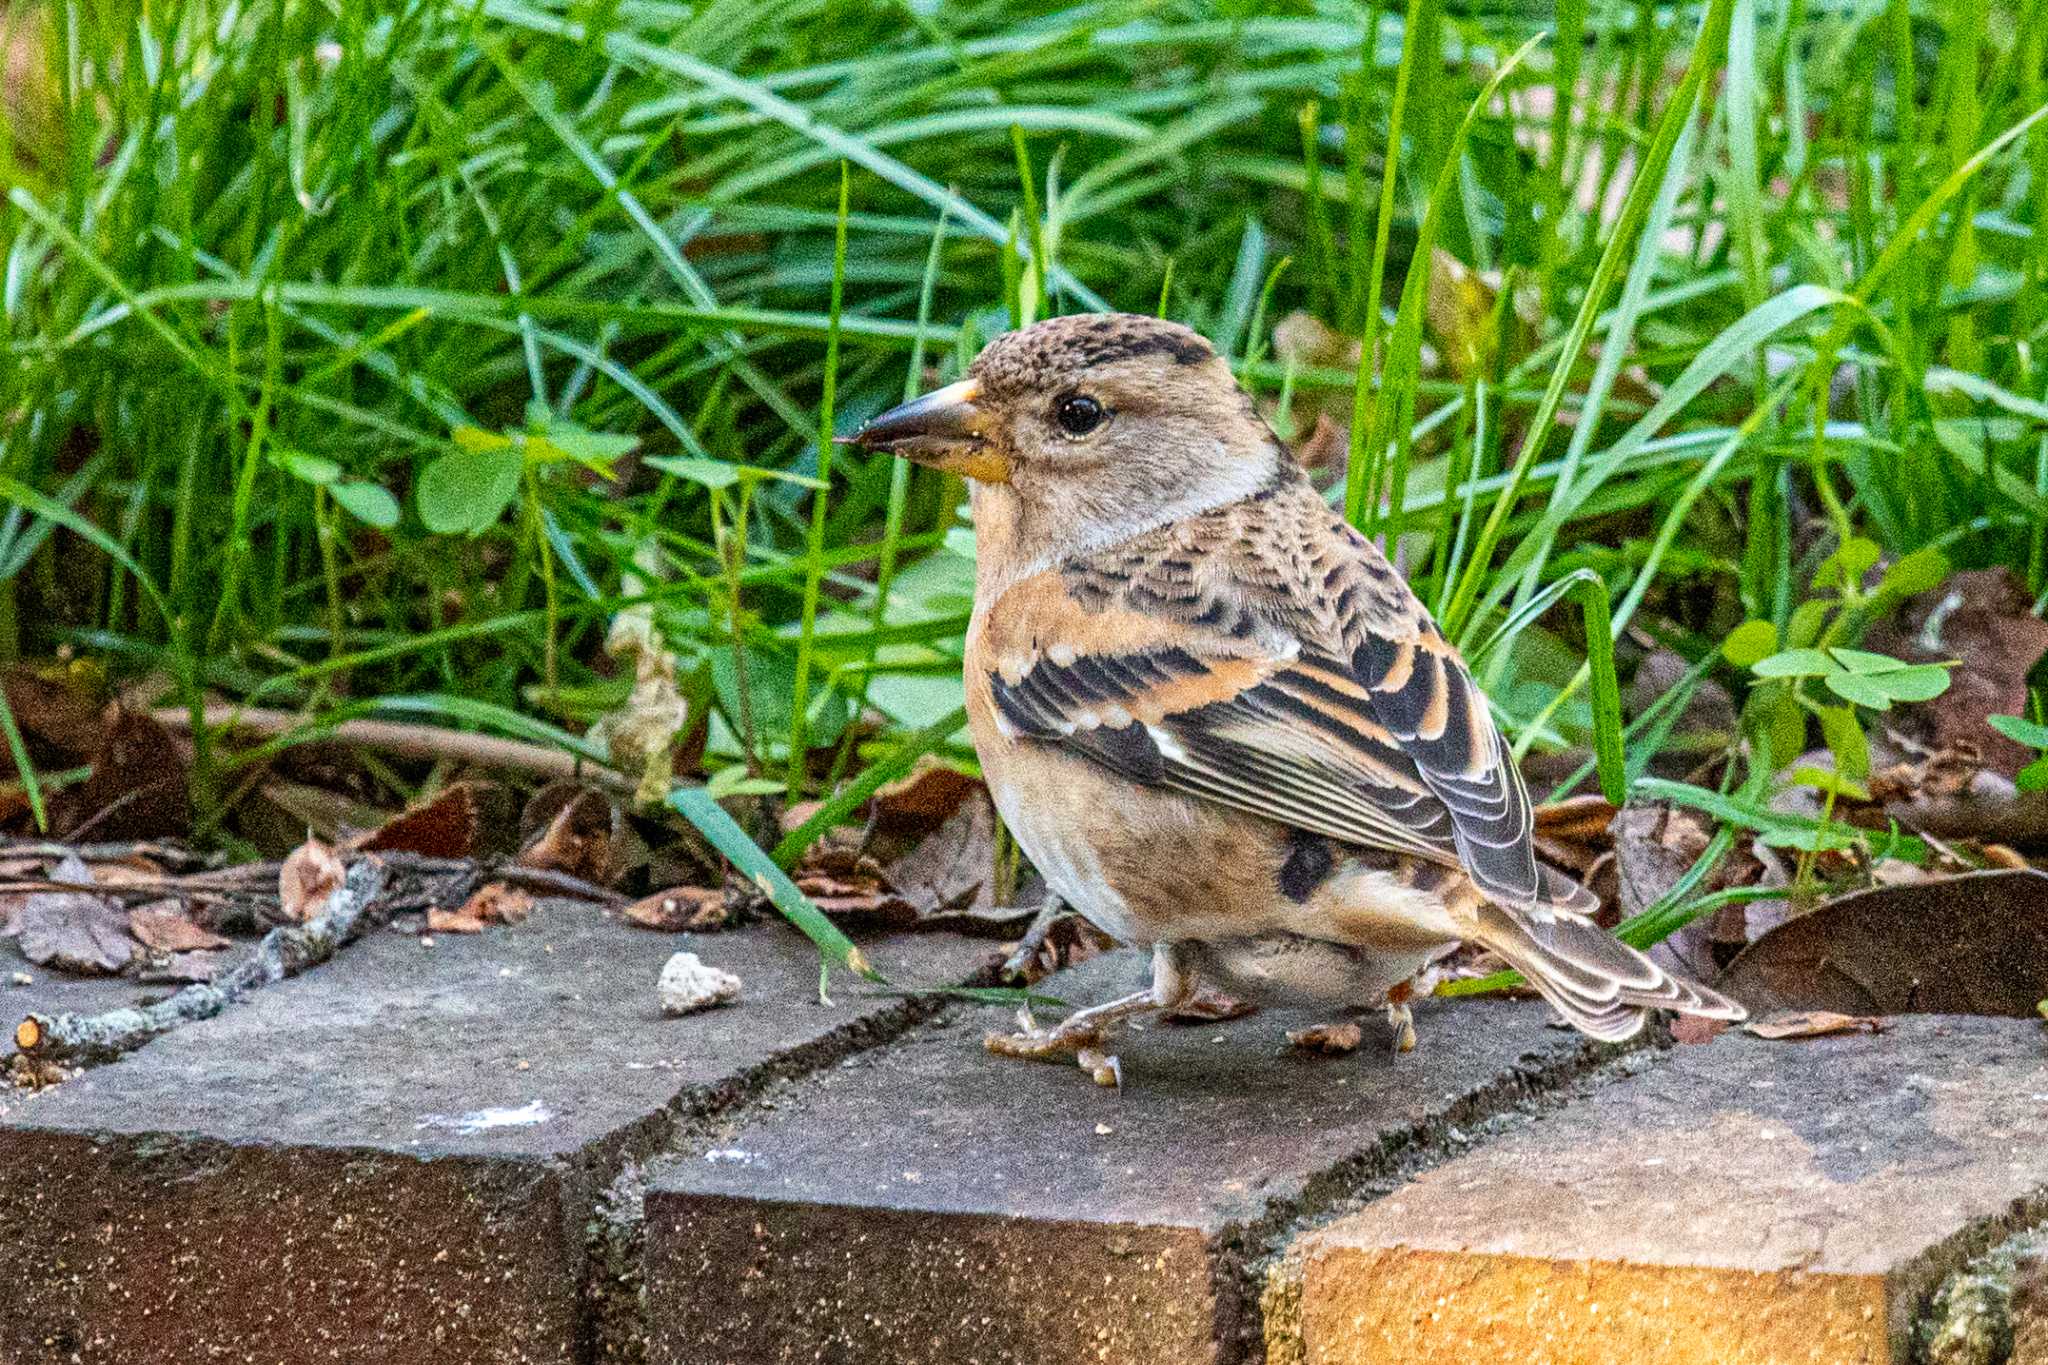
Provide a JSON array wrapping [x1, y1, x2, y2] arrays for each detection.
[[843, 312, 1744, 1075]]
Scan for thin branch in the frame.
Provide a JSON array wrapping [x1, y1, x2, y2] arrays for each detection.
[[153, 705, 631, 792], [15, 856, 390, 1064]]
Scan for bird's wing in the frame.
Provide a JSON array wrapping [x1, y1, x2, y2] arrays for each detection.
[[980, 482, 1540, 908]]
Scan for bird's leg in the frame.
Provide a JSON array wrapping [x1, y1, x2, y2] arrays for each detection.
[[1384, 976, 1421, 1053], [999, 894, 1068, 982], [985, 943, 1194, 1064]]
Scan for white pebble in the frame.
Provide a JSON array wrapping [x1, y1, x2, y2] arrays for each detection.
[[658, 951, 742, 1017]]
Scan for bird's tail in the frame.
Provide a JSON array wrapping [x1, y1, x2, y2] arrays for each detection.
[[1470, 886, 1747, 1043]]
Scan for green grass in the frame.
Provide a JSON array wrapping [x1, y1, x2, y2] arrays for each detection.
[[4, 0, 2048, 964]]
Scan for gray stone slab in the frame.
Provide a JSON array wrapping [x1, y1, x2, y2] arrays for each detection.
[[0, 908, 990, 1365], [643, 950, 1602, 1365], [1272, 1016, 2048, 1365]]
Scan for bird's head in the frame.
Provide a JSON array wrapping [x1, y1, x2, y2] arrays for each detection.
[[843, 314, 1288, 556]]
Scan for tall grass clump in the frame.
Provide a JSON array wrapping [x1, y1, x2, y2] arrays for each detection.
[[0, 0, 2043, 948]]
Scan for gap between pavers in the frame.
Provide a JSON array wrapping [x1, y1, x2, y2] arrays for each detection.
[[637, 949, 1639, 1365], [1267, 1015, 2048, 1365], [0, 907, 993, 1365]]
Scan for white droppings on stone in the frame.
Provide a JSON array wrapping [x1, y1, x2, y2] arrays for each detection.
[[417, 1099, 552, 1135], [658, 950, 742, 1017]]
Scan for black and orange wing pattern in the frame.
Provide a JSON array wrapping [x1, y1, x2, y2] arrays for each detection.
[[983, 481, 1540, 909]]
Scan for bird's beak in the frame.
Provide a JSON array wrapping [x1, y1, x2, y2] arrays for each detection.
[[836, 378, 1010, 484]]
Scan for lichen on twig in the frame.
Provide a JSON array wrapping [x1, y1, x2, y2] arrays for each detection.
[[15, 856, 390, 1064]]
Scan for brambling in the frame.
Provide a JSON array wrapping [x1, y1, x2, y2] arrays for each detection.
[[847, 313, 1744, 1073]]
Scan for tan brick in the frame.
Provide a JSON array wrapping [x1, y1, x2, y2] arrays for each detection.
[[1271, 1017, 2048, 1365]]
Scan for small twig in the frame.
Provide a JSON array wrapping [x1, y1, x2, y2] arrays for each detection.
[[15, 856, 390, 1065], [153, 705, 631, 793], [492, 863, 629, 907], [0, 838, 209, 870]]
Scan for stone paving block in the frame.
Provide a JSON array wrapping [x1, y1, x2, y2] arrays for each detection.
[[643, 950, 1605, 1365], [0, 909, 987, 1365], [1272, 1016, 2048, 1365]]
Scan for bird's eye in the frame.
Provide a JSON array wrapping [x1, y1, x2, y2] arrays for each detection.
[[1055, 393, 1105, 437]]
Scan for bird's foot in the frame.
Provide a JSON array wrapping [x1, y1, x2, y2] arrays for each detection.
[[984, 1010, 1123, 1086], [983, 1008, 1107, 1061]]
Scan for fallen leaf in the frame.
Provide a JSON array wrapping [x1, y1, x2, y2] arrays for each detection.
[[1424, 246, 1500, 379], [54, 706, 190, 841], [84, 855, 171, 888], [0, 665, 105, 760], [1865, 567, 2048, 777], [278, 837, 346, 922], [1292, 411, 1347, 475], [457, 881, 534, 926], [1611, 801, 1770, 979], [1286, 1021, 1364, 1054], [355, 780, 512, 860], [138, 949, 227, 983], [258, 778, 395, 846], [128, 902, 230, 953], [1669, 1014, 1731, 1045], [1743, 1010, 1890, 1040], [623, 885, 730, 932], [14, 855, 131, 975], [1718, 869, 2048, 1017], [516, 785, 620, 885], [870, 760, 983, 837], [884, 793, 996, 916], [777, 800, 825, 835], [426, 906, 487, 934]]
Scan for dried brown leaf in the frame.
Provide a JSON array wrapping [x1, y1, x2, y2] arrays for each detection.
[[884, 793, 995, 916], [1719, 868, 2048, 1017], [139, 949, 227, 983], [426, 905, 487, 935], [458, 882, 534, 926], [55, 706, 190, 841], [623, 885, 730, 932], [870, 760, 983, 838], [128, 902, 229, 953], [0, 665, 105, 759], [278, 838, 346, 922], [1865, 568, 2048, 776], [1669, 1014, 1731, 1045], [516, 785, 620, 885], [14, 855, 131, 975], [1743, 1010, 1890, 1040], [355, 781, 511, 860]]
